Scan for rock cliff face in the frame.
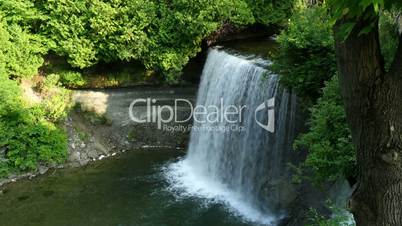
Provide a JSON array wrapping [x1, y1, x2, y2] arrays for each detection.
[[67, 87, 197, 167]]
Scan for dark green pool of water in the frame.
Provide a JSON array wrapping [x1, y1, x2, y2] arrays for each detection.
[[0, 150, 254, 226]]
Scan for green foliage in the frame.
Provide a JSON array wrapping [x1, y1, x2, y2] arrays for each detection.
[[288, 0, 400, 188], [0, 0, 45, 26], [3, 118, 67, 171], [39, 0, 154, 68], [39, 60, 87, 88], [25, 0, 291, 81], [306, 206, 355, 226], [245, 0, 295, 25], [0, 20, 12, 78], [328, 0, 402, 21], [0, 14, 68, 177], [42, 73, 61, 88], [34, 73, 73, 123], [41, 88, 72, 122], [1, 0, 295, 81], [276, 9, 357, 183], [275, 1, 400, 191], [273, 6, 336, 99], [0, 77, 68, 175], [294, 76, 356, 184], [41, 59, 157, 88], [59, 71, 86, 88], [134, 0, 256, 81], [327, 0, 402, 40], [0, 76, 23, 117], [0, 16, 46, 79], [37, 0, 255, 80], [277, 6, 334, 48], [0, 159, 9, 178], [5, 25, 46, 78]]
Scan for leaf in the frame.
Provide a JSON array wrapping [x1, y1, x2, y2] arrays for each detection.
[[358, 24, 374, 36], [338, 22, 356, 42]]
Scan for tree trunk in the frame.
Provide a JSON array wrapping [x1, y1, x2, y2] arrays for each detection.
[[334, 13, 402, 226]]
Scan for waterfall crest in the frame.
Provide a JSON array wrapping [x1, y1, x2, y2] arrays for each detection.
[[165, 48, 298, 225]]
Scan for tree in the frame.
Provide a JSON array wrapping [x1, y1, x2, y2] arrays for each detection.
[[329, 1, 402, 225], [34, 0, 257, 80]]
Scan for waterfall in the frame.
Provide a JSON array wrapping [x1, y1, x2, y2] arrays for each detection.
[[165, 48, 298, 225]]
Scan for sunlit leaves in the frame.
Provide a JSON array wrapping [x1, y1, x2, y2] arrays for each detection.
[[0, 0, 294, 80], [0, 17, 45, 78], [32, 0, 255, 80]]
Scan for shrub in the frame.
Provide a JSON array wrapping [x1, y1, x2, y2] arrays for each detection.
[[272, 6, 336, 100], [3, 118, 68, 171], [307, 206, 355, 226], [245, 0, 295, 25], [0, 159, 9, 178], [0, 76, 68, 176], [33, 73, 73, 123], [0, 16, 46, 79], [137, 0, 256, 81], [2, 0, 295, 81], [59, 71, 86, 88], [35, 0, 294, 81], [42, 73, 61, 88], [0, 76, 23, 116], [4, 24, 46, 78], [294, 76, 356, 185], [40, 88, 72, 122]]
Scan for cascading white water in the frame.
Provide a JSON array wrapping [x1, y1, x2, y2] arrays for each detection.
[[165, 48, 298, 225]]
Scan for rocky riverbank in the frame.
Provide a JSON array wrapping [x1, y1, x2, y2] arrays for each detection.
[[0, 86, 196, 188]]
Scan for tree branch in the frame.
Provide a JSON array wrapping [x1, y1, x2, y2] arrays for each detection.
[[389, 33, 402, 76]]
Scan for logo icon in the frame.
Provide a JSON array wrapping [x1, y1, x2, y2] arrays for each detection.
[[255, 98, 275, 133]]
